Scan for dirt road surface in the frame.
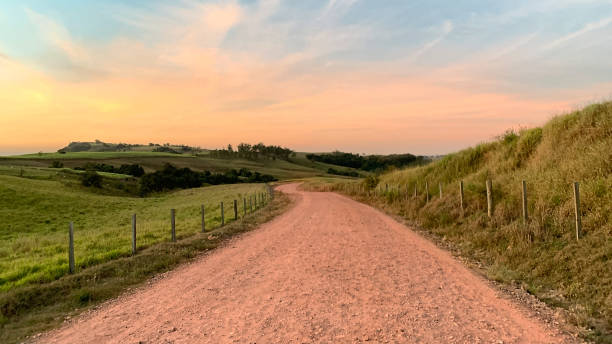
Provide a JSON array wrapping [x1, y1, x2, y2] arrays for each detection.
[[40, 184, 572, 343]]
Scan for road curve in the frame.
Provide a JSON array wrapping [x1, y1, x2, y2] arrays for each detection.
[[40, 183, 570, 343]]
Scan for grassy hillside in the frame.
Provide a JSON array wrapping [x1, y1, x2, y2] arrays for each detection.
[[0, 174, 268, 292], [309, 102, 611, 342], [0, 187, 291, 344], [0, 151, 362, 180]]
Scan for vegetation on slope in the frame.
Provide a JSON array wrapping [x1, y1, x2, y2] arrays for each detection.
[[310, 102, 611, 342], [0, 188, 290, 344], [0, 174, 269, 292]]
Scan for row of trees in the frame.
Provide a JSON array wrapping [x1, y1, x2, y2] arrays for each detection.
[[307, 151, 427, 172], [139, 164, 276, 195], [209, 143, 294, 161], [74, 163, 146, 177]]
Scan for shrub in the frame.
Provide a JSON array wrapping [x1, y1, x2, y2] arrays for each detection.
[[81, 171, 102, 188]]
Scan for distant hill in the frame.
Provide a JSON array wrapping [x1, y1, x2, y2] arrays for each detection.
[[57, 140, 201, 154]]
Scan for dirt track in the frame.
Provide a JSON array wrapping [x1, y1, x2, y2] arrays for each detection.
[[40, 184, 572, 343]]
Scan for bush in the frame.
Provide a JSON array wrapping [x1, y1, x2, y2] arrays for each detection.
[[50, 161, 64, 169], [81, 171, 102, 188]]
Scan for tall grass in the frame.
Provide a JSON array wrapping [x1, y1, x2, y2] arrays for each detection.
[[309, 102, 611, 342]]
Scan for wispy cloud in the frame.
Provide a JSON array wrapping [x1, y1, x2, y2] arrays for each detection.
[[411, 20, 453, 60], [24, 7, 90, 65], [543, 16, 612, 50]]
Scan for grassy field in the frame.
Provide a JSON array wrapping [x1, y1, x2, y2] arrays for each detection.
[[0, 151, 362, 180], [0, 174, 268, 292], [306, 102, 611, 342], [0, 187, 291, 344]]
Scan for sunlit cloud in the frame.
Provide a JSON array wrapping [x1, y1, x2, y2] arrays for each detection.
[[0, 0, 611, 155], [542, 16, 612, 50]]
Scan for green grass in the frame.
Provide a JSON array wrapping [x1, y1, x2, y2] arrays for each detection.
[[4, 151, 186, 159], [0, 188, 291, 344], [307, 102, 612, 343], [0, 174, 268, 292], [0, 151, 363, 180]]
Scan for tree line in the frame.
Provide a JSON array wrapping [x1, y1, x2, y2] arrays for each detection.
[[307, 151, 427, 172], [139, 164, 276, 195], [208, 143, 294, 161]]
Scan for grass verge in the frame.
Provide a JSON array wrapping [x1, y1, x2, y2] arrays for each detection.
[[0, 190, 291, 344]]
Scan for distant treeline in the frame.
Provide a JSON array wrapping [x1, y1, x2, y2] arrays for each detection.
[[74, 163, 145, 177], [208, 143, 294, 161], [307, 151, 427, 172], [139, 164, 276, 195], [327, 168, 360, 177]]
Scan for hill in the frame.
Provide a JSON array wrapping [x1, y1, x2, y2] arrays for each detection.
[[308, 102, 611, 342]]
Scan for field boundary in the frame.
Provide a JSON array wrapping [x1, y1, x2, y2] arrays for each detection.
[[0, 188, 290, 344]]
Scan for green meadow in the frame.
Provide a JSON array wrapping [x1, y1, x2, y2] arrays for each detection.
[[0, 173, 267, 292]]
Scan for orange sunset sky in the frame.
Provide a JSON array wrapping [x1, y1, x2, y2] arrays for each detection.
[[1, 0, 611, 155]]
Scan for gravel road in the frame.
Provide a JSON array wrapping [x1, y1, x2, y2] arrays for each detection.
[[40, 183, 572, 343]]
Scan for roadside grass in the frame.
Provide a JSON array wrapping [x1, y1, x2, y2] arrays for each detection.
[[0, 189, 291, 344], [304, 102, 612, 343], [0, 175, 269, 292]]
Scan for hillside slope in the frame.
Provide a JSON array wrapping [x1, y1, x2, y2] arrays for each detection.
[[318, 102, 611, 341]]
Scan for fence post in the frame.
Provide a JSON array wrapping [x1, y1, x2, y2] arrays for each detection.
[[171, 209, 176, 242], [486, 180, 493, 218], [243, 198, 247, 217], [414, 183, 417, 199], [249, 197, 253, 212], [234, 200, 238, 220], [385, 184, 389, 193], [425, 181, 429, 202], [221, 202, 225, 226], [574, 182, 582, 240], [521, 181, 528, 222], [201, 205, 206, 232], [460, 181, 464, 212], [439, 182, 442, 198], [68, 222, 75, 274], [132, 214, 137, 255]]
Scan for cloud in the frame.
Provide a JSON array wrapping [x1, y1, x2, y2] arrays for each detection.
[[320, 0, 358, 19], [543, 16, 612, 50], [411, 20, 453, 60], [24, 7, 89, 64]]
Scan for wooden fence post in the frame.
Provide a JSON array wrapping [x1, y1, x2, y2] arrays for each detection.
[[132, 214, 137, 255], [385, 184, 389, 193], [243, 198, 247, 217], [68, 222, 75, 274], [425, 181, 429, 202], [460, 181, 464, 212], [486, 180, 493, 218], [414, 183, 417, 199], [574, 182, 582, 240], [521, 180, 528, 222], [221, 202, 225, 226], [171, 209, 176, 242], [439, 182, 442, 198], [249, 197, 253, 212], [201, 205, 206, 232], [234, 200, 238, 220]]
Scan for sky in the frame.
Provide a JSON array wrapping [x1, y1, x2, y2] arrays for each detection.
[[1, 0, 611, 155]]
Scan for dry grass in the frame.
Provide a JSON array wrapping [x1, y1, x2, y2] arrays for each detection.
[[306, 102, 611, 343]]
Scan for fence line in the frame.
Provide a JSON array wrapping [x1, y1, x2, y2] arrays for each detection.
[[364, 178, 584, 241], [65, 186, 272, 274]]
